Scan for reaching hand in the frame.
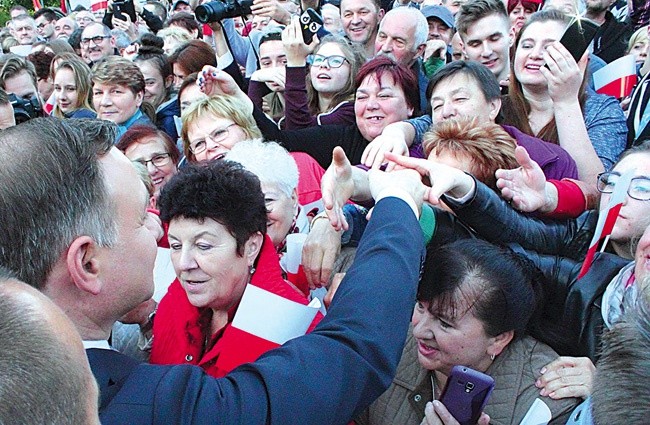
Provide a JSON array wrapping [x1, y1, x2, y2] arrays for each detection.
[[250, 67, 286, 91], [368, 167, 427, 214], [495, 146, 551, 213], [361, 132, 409, 170], [383, 152, 475, 205], [302, 218, 342, 288], [321, 147, 355, 231], [197, 66, 253, 112], [536, 356, 595, 400]]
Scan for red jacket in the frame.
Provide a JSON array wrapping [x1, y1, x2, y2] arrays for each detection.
[[150, 234, 321, 377]]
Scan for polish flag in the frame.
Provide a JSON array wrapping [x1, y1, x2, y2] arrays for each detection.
[[90, 0, 108, 14], [578, 169, 636, 279], [593, 55, 637, 99], [216, 284, 321, 372]]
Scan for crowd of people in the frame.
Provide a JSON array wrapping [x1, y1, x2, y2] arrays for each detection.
[[0, 0, 649, 423]]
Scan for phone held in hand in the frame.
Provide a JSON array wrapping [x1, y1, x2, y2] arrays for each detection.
[[439, 366, 495, 425], [114, 0, 137, 22], [557, 17, 599, 63], [299, 8, 323, 45]]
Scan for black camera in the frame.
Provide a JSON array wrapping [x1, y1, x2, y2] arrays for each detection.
[[195, 0, 254, 23], [8, 93, 43, 124]]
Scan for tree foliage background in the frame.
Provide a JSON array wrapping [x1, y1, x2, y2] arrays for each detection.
[[0, 0, 61, 26]]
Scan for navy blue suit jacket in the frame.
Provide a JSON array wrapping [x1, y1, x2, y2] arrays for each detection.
[[89, 197, 425, 425]]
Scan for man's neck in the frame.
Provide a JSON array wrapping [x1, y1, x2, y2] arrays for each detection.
[[585, 9, 608, 25]]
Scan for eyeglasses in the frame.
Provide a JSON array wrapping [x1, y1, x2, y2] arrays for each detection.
[[597, 172, 650, 201], [81, 35, 110, 45], [133, 153, 172, 168], [189, 123, 237, 155], [307, 54, 349, 69]]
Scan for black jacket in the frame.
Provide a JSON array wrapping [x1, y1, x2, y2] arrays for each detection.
[[592, 11, 633, 64], [434, 180, 631, 360]]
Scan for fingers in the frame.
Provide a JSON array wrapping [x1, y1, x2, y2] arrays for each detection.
[[514, 145, 534, 169], [431, 401, 460, 425], [536, 357, 595, 399], [384, 152, 432, 177]]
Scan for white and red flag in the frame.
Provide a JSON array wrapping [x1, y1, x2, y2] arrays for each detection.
[[578, 169, 636, 279], [593, 55, 637, 99], [216, 284, 321, 372]]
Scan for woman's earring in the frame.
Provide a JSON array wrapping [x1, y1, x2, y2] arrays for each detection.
[[490, 353, 495, 361]]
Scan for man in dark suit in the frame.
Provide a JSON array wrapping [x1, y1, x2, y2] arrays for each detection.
[[0, 118, 426, 424]]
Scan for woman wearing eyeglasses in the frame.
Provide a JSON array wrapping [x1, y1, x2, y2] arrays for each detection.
[[116, 125, 181, 207], [181, 95, 262, 163], [281, 18, 365, 130]]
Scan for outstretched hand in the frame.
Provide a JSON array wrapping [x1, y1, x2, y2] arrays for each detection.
[[383, 152, 475, 205], [198, 65, 253, 113], [321, 147, 355, 231], [495, 146, 551, 213]]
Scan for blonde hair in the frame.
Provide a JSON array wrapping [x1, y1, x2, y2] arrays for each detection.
[[627, 26, 649, 55], [181, 95, 263, 162], [50, 56, 94, 118], [424, 117, 518, 190]]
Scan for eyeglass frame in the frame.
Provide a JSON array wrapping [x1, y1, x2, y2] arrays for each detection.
[[133, 153, 172, 169], [596, 171, 650, 201], [189, 123, 238, 155], [307, 54, 349, 69], [80, 35, 110, 45]]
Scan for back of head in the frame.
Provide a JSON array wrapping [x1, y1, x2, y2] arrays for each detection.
[[423, 117, 518, 190], [418, 239, 540, 338], [168, 39, 216, 74], [592, 284, 650, 424], [166, 12, 202, 38], [226, 139, 299, 197], [0, 118, 116, 289], [456, 0, 508, 37], [158, 160, 267, 254], [0, 272, 92, 425]]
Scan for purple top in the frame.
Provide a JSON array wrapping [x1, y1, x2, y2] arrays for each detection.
[[502, 125, 579, 181], [283, 66, 356, 130]]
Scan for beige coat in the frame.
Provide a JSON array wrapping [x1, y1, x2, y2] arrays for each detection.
[[357, 330, 580, 425]]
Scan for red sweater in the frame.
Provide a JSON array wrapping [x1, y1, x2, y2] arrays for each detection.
[[150, 234, 321, 377]]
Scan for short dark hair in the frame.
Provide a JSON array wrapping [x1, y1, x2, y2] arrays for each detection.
[[33, 7, 58, 22], [27, 50, 55, 81], [0, 88, 9, 105], [145, 1, 168, 23], [0, 280, 90, 424], [592, 286, 650, 424], [158, 160, 267, 255], [418, 239, 541, 338], [0, 54, 38, 92], [355, 56, 419, 114], [456, 0, 509, 37], [0, 118, 116, 289], [166, 12, 202, 38], [259, 29, 283, 48], [116, 124, 181, 165], [168, 39, 216, 76], [426, 60, 501, 103]]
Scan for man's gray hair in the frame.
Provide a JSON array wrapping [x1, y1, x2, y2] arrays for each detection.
[[380, 7, 429, 49]]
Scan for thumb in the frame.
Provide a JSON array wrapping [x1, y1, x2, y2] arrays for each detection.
[[332, 146, 348, 167], [514, 145, 533, 169]]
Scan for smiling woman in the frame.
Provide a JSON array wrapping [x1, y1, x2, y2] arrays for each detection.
[[359, 239, 580, 425], [50, 56, 95, 119], [91, 56, 154, 138]]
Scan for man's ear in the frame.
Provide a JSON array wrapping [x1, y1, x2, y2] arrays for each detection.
[[244, 232, 264, 267], [416, 42, 426, 60], [66, 236, 102, 295], [378, 8, 385, 21], [488, 96, 501, 121]]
